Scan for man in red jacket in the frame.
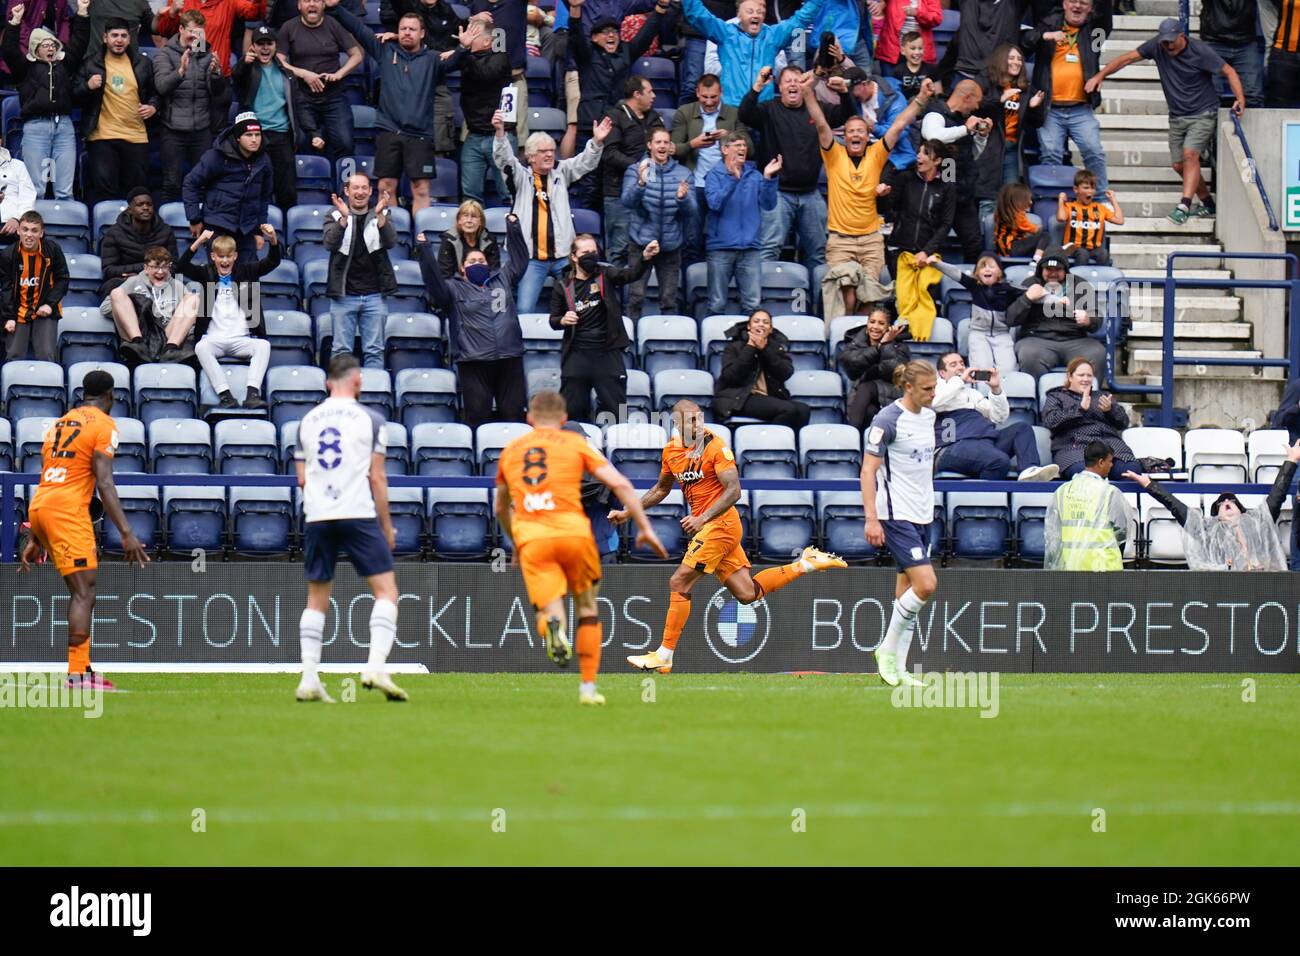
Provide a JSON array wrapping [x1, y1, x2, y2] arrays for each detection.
[[154, 0, 265, 76]]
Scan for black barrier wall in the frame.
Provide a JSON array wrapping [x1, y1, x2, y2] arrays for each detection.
[[2, 564, 1299, 672]]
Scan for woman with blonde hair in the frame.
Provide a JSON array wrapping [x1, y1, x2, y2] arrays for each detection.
[[435, 199, 501, 279]]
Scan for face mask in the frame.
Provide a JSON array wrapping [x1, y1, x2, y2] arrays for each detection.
[[577, 252, 600, 274], [464, 263, 490, 286]]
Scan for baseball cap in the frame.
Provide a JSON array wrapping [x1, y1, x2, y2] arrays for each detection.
[[842, 66, 871, 86], [252, 25, 276, 44], [590, 16, 620, 34], [1155, 17, 1182, 43]]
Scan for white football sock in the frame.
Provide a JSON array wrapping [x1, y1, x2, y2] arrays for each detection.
[[299, 608, 325, 678], [881, 588, 925, 655], [657, 646, 673, 663], [367, 599, 398, 671], [580, 681, 597, 696]]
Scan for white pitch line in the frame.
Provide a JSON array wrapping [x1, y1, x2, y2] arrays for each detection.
[[2, 801, 1299, 828], [0, 663, 430, 674]]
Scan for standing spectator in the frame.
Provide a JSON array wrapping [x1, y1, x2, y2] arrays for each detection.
[[742, 65, 853, 271], [670, 72, 742, 264], [1043, 439, 1132, 571], [233, 25, 300, 212], [276, 0, 363, 163], [599, 74, 665, 266], [840, 305, 911, 430], [886, 30, 940, 100], [946, 0, 1031, 82], [1199, 0, 1265, 108], [85, 0, 152, 59], [176, 225, 281, 409], [153, 11, 229, 203], [458, 24, 512, 205], [932, 352, 1059, 481], [323, 174, 398, 370], [843, 67, 918, 188], [1087, 17, 1245, 224], [681, 0, 830, 108], [621, 126, 694, 318], [678, 0, 732, 103], [549, 232, 658, 423], [986, 42, 1045, 185], [99, 188, 175, 296], [327, 2, 479, 214], [436, 199, 500, 279], [0, 127, 38, 240], [182, 112, 274, 260], [713, 308, 810, 429], [75, 18, 158, 209], [104, 245, 201, 365], [873, 0, 942, 79], [1026, 0, 1111, 193], [2, 0, 70, 58], [704, 130, 779, 316], [1005, 248, 1105, 380], [932, 256, 1020, 372], [919, 78, 990, 262], [1041, 358, 1139, 479], [1057, 168, 1123, 265], [153, 0, 267, 77], [0, 210, 67, 361], [1267, 0, 1300, 108], [2, 0, 91, 202], [880, 138, 956, 281], [493, 109, 612, 314], [805, 70, 931, 311], [417, 213, 529, 428], [992, 182, 1051, 259], [471, 0, 528, 142]]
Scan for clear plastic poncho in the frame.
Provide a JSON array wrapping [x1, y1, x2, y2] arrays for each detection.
[[1182, 507, 1288, 572]]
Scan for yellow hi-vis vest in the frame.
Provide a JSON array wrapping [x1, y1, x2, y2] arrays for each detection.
[[1051, 472, 1123, 571]]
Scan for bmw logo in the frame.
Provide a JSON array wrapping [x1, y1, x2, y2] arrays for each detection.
[[702, 588, 770, 664]]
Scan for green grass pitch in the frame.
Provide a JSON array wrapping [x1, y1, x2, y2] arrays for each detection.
[[4, 672, 1299, 865]]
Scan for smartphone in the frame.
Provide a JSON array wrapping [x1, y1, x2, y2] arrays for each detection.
[[970, 370, 992, 382]]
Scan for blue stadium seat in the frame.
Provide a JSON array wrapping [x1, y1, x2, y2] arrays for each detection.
[[390, 259, 428, 310], [157, 202, 193, 253], [385, 312, 443, 371], [359, 368, 394, 419], [772, 314, 827, 371], [286, 205, 335, 252], [734, 424, 798, 479], [395, 368, 458, 429], [198, 363, 263, 414], [1011, 492, 1053, 565], [631, 56, 677, 100], [818, 491, 877, 562], [430, 157, 459, 204], [948, 491, 1010, 561], [427, 488, 491, 559], [295, 154, 334, 205], [66, 362, 130, 418], [149, 418, 212, 475], [103, 487, 160, 554], [411, 422, 474, 477], [700, 314, 747, 377], [389, 486, 425, 557], [572, 207, 601, 236], [787, 369, 845, 425], [753, 491, 815, 560], [62, 253, 103, 307], [35, 200, 91, 253], [279, 421, 300, 473], [230, 486, 293, 556], [520, 312, 563, 376], [414, 204, 458, 241], [905, 316, 955, 362], [638, 314, 699, 377], [605, 422, 668, 480], [14, 417, 57, 472], [654, 369, 713, 415], [266, 365, 326, 430], [625, 369, 652, 421], [527, 366, 561, 397], [3, 361, 65, 421], [1026, 164, 1078, 200], [57, 309, 119, 365], [303, 259, 330, 318], [215, 419, 278, 475], [475, 422, 530, 473], [525, 106, 566, 137], [758, 261, 809, 313], [1001, 371, 1039, 427], [92, 201, 129, 249], [382, 422, 409, 475], [338, 155, 377, 183], [259, 260, 303, 315], [352, 104, 378, 156], [627, 488, 685, 562], [112, 418, 147, 472], [0, 417, 11, 471], [133, 363, 197, 426], [263, 310, 315, 367], [799, 423, 861, 480], [163, 485, 226, 555]]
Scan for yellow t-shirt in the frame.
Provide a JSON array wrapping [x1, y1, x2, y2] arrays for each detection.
[[89, 53, 148, 144], [822, 139, 890, 236], [1051, 27, 1087, 105]]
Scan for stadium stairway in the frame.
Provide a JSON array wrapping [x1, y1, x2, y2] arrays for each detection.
[[1097, 0, 1273, 425]]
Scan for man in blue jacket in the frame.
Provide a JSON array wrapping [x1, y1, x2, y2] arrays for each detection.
[[704, 130, 780, 315], [182, 111, 274, 260], [681, 0, 829, 108], [621, 126, 696, 319]]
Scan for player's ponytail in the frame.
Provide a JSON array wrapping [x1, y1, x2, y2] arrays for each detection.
[[893, 360, 936, 392]]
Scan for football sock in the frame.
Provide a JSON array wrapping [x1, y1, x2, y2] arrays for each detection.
[[367, 599, 398, 671], [1179, 197, 1192, 210], [577, 615, 601, 683], [752, 556, 812, 600], [881, 588, 926, 656], [896, 596, 931, 675], [67, 636, 90, 675], [661, 591, 691, 652], [299, 608, 325, 678]]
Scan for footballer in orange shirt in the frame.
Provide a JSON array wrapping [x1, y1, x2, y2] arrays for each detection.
[[613, 400, 847, 674], [495, 391, 667, 705], [19, 370, 150, 690]]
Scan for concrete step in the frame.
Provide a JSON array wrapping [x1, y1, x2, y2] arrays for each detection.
[[1110, 243, 1222, 270], [1128, 349, 1265, 377], [1129, 296, 1244, 323], [1093, 62, 1162, 82], [1097, 113, 1170, 131], [1129, 376, 1286, 429], [1121, 268, 1235, 291], [1111, 190, 1194, 218], [1129, 321, 1251, 340], [1103, 140, 1190, 169], [1100, 88, 1171, 114], [1115, 9, 1192, 30], [1105, 164, 1213, 184], [1109, 216, 1215, 235]]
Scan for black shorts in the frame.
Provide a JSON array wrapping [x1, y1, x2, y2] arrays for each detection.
[[374, 130, 438, 181]]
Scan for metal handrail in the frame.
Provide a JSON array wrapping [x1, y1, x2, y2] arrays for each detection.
[[1231, 113, 1280, 232], [1180, 0, 1190, 33]]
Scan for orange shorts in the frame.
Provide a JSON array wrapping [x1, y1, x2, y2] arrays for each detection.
[[27, 507, 97, 577], [517, 535, 602, 609], [682, 516, 749, 581]]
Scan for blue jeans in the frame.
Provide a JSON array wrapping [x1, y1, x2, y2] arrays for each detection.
[[683, 185, 708, 265], [1037, 104, 1108, 192], [707, 248, 761, 315], [300, 95, 354, 163], [603, 195, 631, 266], [461, 131, 513, 205], [517, 258, 567, 314], [679, 35, 707, 105], [936, 424, 1041, 479], [1002, 146, 1021, 185], [330, 293, 387, 369], [22, 115, 76, 199], [760, 189, 827, 269], [1209, 40, 1264, 108]]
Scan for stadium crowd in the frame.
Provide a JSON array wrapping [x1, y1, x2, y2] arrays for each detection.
[[0, 0, 1298, 566]]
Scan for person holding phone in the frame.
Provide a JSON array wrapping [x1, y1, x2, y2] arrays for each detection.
[[931, 351, 1059, 483], [668, 72, 743, 265]]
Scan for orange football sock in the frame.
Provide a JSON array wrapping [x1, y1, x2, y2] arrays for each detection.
[[67, 637, 90, 675], [577, 616, 602, 683], [661, 591, 692, 650], [752, 562, 805, 599]]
